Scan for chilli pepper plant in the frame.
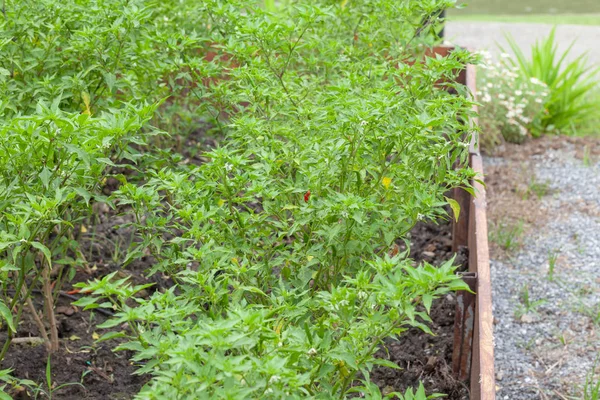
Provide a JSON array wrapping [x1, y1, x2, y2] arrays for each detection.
[[1, 0, 478, 398]]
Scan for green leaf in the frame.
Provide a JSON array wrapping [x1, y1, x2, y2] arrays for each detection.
[[103, 72, 117, 92], [97, 331, 127, 343], [72, 296, 97, 308], [39, 167, 52, 189], [0, 240, 17, 252], [331, 351, 357, 368], [74, 187, 92, 205], [30, 242, 52, 268], [415, 382, 427, 399], [0, 300, 15, 333], [64, 144, 91, 167], [0, 388, 12, 400], [97, 157, 116, 167], [422, 293, 433, 314], [372, 359, 401, 370], [444, 196, 460, 223], [46, 356, 52, 390]]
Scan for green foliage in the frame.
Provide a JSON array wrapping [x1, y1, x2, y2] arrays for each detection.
[[0, 0, 166, 359], [1, 0, 478, 398], [504, 28, 600, 134], [350, 381, 446, 399], [0, 361, 83, 400], [522, 176, 550, 200], [0, 0, 164, 115], [0, 368, 36, 400], [0, 369, 15, 400], [0, 100, 157, 356]]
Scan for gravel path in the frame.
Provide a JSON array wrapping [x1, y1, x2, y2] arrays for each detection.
[[485, 141, 600, 399], [446, 21, 600, 67]]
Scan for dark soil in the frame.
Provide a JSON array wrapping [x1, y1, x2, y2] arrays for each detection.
[[368, 219, 470, 399], [1, 299, 146, 400]]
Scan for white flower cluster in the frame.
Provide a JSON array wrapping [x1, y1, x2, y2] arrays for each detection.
[[476, 51, 549, 143]]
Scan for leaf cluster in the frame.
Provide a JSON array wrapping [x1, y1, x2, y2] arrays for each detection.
[[1, 0, 478, 398]]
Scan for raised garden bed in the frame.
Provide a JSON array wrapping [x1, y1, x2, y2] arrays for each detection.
[[0, 3, 494, 395], [2, 66, 494, 400]]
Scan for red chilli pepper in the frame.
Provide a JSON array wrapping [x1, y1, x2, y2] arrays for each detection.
[[304, 190, 311, 203]]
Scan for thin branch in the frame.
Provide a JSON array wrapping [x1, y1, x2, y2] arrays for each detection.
[[22, 286, 51, 351]]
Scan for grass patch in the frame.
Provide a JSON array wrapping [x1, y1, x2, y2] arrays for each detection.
[[448, 13, 600, 26], [568, 90, 600, 137]]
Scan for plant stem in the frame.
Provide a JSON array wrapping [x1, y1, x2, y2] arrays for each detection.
[[42, 265, 59, 353], [22, 286, 51, 351]]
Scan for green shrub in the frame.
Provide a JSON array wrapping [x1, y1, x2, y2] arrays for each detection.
[[0, 102, 157, 357], [504, 27, 600, 134], [1, 0, 477, 398], [75, 1, 476, 398], [0, 0, 165, 115]]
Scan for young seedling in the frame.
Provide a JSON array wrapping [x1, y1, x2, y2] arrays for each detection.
[[584, 357, 600, 400], [515, 284, 547, 320], [491, 220, 525, 253], [555, 331, 571, 346], [517, 173, 550, 201], [583, 145, 592, 167], [547, 248, 561, 281]]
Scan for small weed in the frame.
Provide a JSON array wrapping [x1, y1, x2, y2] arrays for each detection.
[[1, 356, 84, 399], [555, 331, 571, 346], [528, 180, 550, 199], [490, 220, 525, 253], [106, 234, 130, 265], [547, 248, 561, 281], [584, 357, 600, 400], [583, 145, 592, 167], [572, 232, 587, 255], [571, 294, 600, 326], [520, 335, 537, 351], [520, 176, 551, 200], [515, 284, 547, 319], [581, 305, 600, 326]]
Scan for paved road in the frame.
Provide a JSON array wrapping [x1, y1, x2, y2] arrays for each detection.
[[446, 21, 600, 67]]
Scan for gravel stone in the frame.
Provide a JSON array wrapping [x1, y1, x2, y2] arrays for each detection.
[[485, 142, 600, 399]]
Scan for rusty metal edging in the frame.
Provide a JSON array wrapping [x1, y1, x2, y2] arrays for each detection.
[[451, 272, 477, 380], [450, 62, 495, 400]]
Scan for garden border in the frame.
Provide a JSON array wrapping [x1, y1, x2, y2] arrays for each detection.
[[451, 59, 495, 400]]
